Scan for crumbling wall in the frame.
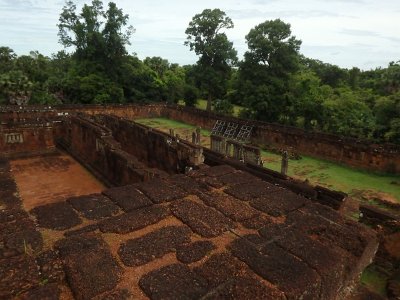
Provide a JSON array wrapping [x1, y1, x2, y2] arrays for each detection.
[[56, 115, 166, 186], [1, 104, 399, 174], [161, 105, 400, 174], [0, 121, 56, 158], [93, 114, 204, 174]]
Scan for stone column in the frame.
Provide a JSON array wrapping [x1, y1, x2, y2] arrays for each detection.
[[281, 150, 289, 176]]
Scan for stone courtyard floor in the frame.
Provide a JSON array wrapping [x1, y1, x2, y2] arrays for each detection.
[[0, 158, 378, 299]]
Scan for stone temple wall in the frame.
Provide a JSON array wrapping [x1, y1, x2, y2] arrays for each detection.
[[1, 103, 399, 174]]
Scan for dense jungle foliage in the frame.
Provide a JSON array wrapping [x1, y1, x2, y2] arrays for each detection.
[[0, 0, 399, 144]]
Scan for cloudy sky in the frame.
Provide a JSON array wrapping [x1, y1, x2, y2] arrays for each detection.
[[0, 0, 399, 70]]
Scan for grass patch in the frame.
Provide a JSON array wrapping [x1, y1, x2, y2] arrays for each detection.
[[135, 117, 400, 203], [360, 264, 389, 297], [261, 150, 400, 201]]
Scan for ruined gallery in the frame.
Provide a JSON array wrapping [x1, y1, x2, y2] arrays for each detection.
[[0, 104, 399, 299]]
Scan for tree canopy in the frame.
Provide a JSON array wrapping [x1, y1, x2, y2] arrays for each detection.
[[0, 3, 399, 144], [185, 9, 237, 111]]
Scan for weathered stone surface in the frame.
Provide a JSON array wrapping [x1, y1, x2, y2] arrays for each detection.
[[94, 289, 132, 300], [259, 224, 350, 299], [0, 255, 41, 298], [165, 174, 210, 193], [139, 263, 208, 299], [171, 199, 236, 237], [195, 253, 284, 299], [250, 190, 308, 217], [102, 185, 153, 212], [201, 175, 226, 188], [224, 181, 281, 201], [0, 208, 29, 224], [202, 278, 282, 300], [5, 229, 43, 254], [199, 192, 258, 221], [241, 213, 272, 230], [197, 165, 236, 177], [36, 250, 65, 283], [19, 283, 61, 300], [118, 226, 191, 266], [0, 191, 21, 208], [99, 205, 169, 234], [31, 202, 82, 230], [136, 178, 188, 203], [0, 215, 35, 237], [176, 240, 215, 264], [287, 210, 372, 258], [218, 171, 260, 186], [67, 194, 120, 220], [0, 178, 17, 193], [229, 236, 321, 299], [55, 234, 122, 299]]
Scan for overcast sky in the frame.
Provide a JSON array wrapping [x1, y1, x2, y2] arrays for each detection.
[[0, 0, 399, 70]]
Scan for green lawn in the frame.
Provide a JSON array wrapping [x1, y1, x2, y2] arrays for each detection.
[[261, 150, 400, 201], [135, 117, 400, 203]]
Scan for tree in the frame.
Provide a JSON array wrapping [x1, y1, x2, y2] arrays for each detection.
[[58, 0, 134, 78], [237, 19, 301, 122], [0, 71, 33, 105], [0, 47, 16, 73], [185, 9, 237, 111]]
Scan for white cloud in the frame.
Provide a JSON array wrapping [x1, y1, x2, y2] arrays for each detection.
[[0, 0, 398, 69]]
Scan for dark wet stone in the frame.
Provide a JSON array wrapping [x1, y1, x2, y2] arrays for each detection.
[[0, 178, 17, 193], [197, 165, 236, 177], [0, 192, 21, 208], [229, 237, 321, 299], [103, 185, 153, 212], [287, 210, 373, 258], [55, 234, 122, 299], [0, 208, 29, 224], [136, 178, 188, 203], [176, 241, 215, 264], [118, 226, 191, 267], [95, 289, 132, 300], [224, 181, 281, 201], [164, 174, 210, 193], [171, 199, 236, 238], [0, 217, 36, 239], [218, 171, 260, 185], [241, 213, 272, 230], [0, 255, 41, 298], [199, 192, 258, 221], [203, 277, 283, 300], [19, 283, 61, 300], [195, 253, 285, 299], [5, 229, 43, 254], [67, 194, 120, 220], [139, 263, 208, 300], [36, 250, 65, 283], [259, 223, 350, 299], [31, 202, 82, 230], [250, 190, 308, 217], [99, 205, 170, 234]]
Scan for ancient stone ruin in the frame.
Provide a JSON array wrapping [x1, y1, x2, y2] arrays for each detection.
[[0, 103, 393, 299]]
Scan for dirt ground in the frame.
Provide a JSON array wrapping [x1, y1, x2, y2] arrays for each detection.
[[10, 152, 104, 211]]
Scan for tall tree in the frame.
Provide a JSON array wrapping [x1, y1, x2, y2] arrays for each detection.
[[57, 0, 133, 103], [58, 0, 134, 78], [236, 19, 301, 122], [185, 9, 237, 111]]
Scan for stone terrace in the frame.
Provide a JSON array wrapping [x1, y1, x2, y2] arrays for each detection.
[[0, 160, 378, 299]]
